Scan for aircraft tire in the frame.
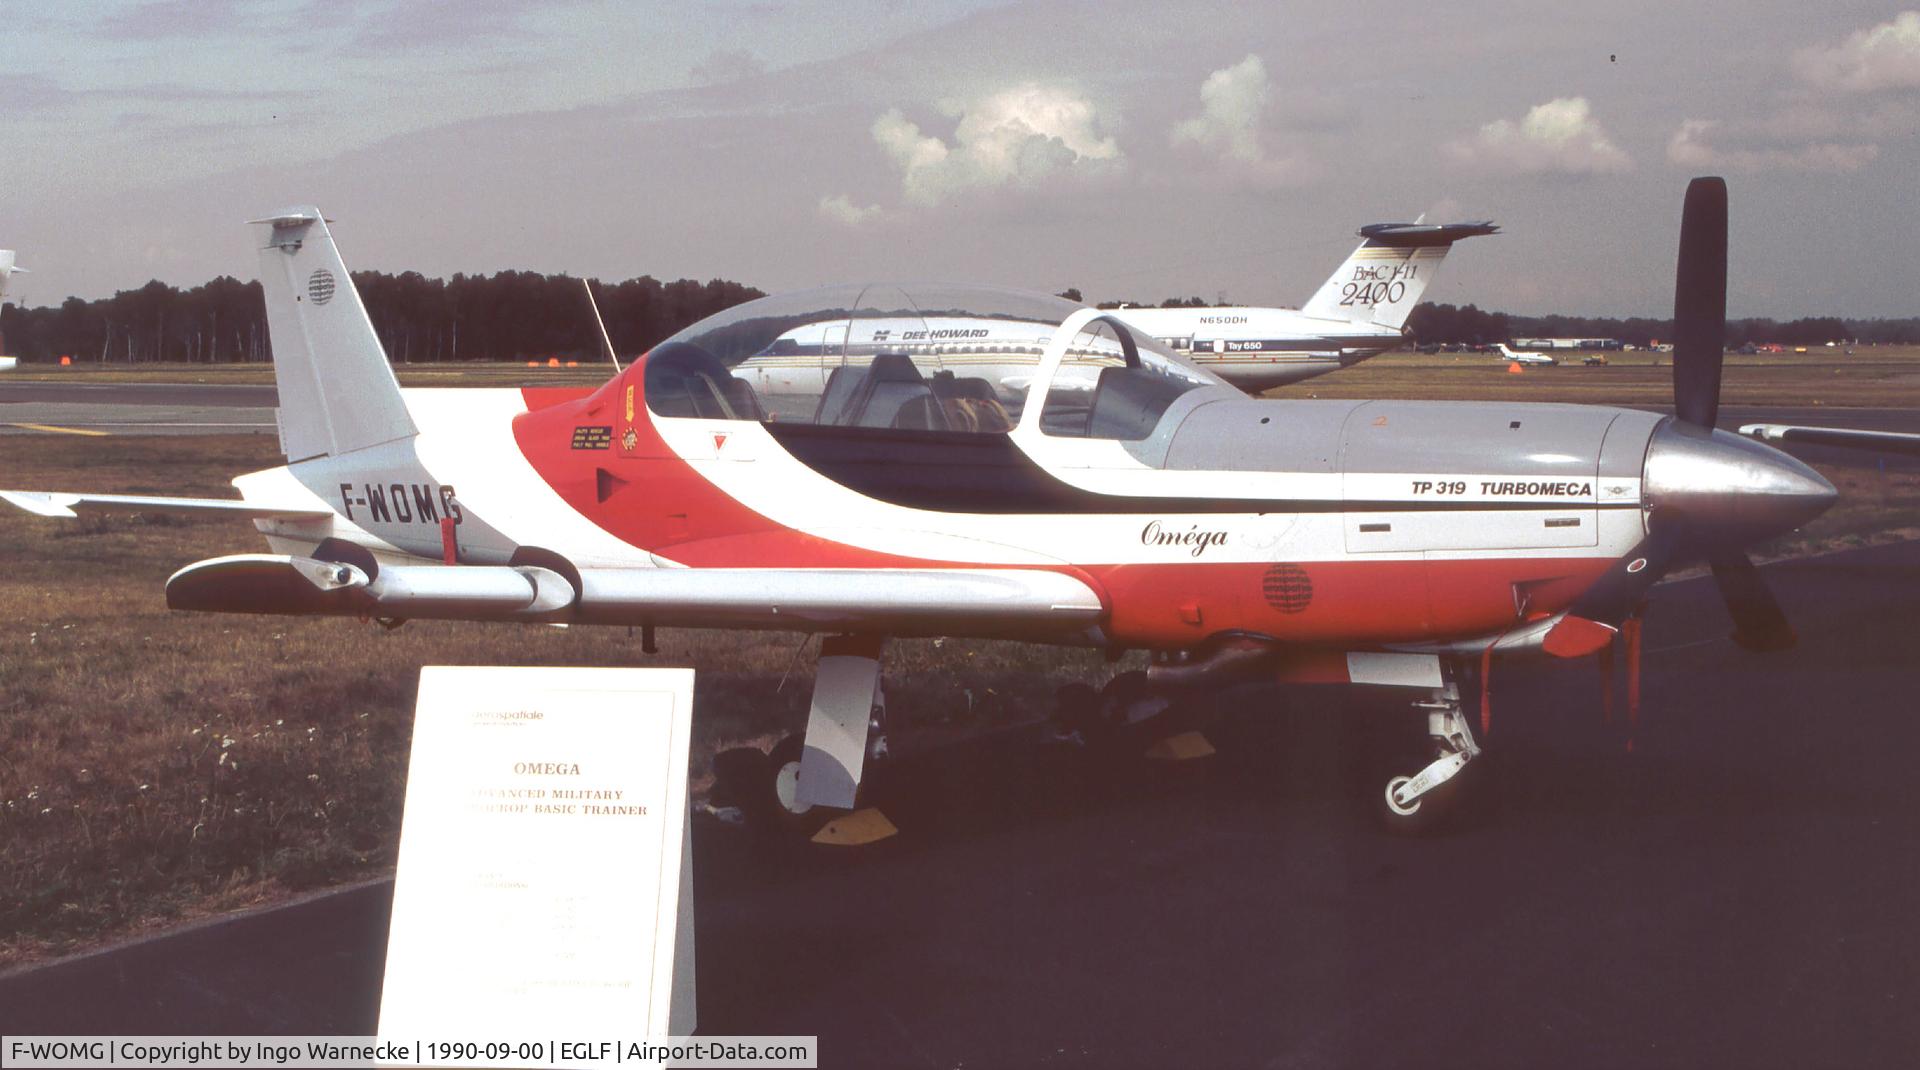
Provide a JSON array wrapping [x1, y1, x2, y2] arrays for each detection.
[[1376, 774, 1457, 836], [756, 734, 841, 840]]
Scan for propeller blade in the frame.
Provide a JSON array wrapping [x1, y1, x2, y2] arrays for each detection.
[[1672, 176, 1728, 430], [1568, 520, 1687, 626], [1708, 551, 1796, 652]]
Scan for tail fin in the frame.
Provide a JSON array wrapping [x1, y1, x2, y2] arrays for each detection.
[[0, 250, 24, 302], [1300, 221, 1498, 331], [250, 207, 416, 462]]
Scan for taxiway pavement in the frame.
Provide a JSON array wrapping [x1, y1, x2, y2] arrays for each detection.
[[3, 540, 1916, 1067], [0, 382, 275, 435], [2, 379, 1918, 461]]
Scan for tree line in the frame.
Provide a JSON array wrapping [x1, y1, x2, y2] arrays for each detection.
[[1405, 303, 1915, 347], [4, 273, 1917, 364], [0, 272, 764, 365]]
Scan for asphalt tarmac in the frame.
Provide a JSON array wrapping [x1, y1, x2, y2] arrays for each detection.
[[0, 381, 275, 435], [3, 379, 1919, 458], [3, 540, 1917, 1068]]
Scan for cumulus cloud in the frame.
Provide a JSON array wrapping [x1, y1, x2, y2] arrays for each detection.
[[817, 193, 882, 225], [871, 83, 1121, 206], [1171, 54, 1270, 162], [1447, 97, 1632, 175], [1793, 11, 1920, 93], [1666, 118, 1880, 173]]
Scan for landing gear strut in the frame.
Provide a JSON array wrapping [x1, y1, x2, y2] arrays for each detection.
[[1378, 673, 1481, 835], [764, 694, 888, 835]]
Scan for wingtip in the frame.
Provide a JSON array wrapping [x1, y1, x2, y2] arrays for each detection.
[[0, 490, 79, 518]]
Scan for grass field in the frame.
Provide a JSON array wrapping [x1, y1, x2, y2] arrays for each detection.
[[0, 436, 1131, 966], [1271, 345, 1920, 408], [3, 355, 1919, 968], [1, 361, 611, 389]]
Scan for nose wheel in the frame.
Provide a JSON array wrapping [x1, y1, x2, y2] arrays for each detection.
[[1377, 678, 1480, 835]]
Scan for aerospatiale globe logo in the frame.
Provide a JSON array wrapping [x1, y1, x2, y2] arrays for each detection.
[[307, 268, 336, 305], [1262, 563, 1313, 614]]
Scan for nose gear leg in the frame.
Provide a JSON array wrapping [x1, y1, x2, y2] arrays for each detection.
[[1380, 670, 1481, 833]]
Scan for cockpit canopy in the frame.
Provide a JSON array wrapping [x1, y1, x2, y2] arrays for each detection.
[[646, 283, 1232, 441]]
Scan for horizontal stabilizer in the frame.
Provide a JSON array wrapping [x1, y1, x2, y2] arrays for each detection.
[[0, 490, 332, 520], [1355, 221, 1499, 247], [165, 554, 1106, 635]]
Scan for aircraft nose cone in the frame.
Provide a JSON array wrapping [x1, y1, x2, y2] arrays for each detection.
[[1642, 421, 1837, 544]]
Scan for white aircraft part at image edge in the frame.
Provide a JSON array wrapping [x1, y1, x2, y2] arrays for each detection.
[[0, 249, 25, 371], [1111, 221, 1498, 392]]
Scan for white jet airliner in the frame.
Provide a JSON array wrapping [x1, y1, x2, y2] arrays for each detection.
[[1110, 221, 1498, 391], [1491, 342, 1556, 367]]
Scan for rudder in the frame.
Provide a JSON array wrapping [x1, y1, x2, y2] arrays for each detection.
[[1300, 221, 1498, 331]]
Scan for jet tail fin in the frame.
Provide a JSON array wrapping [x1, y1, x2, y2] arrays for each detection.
[[1300, 221, 1498, 331], [250, 207, 416, 462], [0, 250, 24, 302]]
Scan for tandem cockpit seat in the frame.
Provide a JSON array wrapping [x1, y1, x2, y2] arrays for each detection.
[[814, 357, 1015, 433], [645, 341, 767, 420], [929, 371, 1013, 432], [815, 353, 933, 429]]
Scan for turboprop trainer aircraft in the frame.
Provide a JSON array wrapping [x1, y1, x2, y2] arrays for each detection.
[[0, 180, 1836, 834], [1110, 221, 1498, 391]]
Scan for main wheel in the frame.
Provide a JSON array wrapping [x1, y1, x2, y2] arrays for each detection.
[[761, 734, 832, 836]]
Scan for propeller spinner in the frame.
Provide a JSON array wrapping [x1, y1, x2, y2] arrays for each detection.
[[1555, 177, 1836, 654]]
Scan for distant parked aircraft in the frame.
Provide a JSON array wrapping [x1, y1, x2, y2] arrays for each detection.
[[0, 250, 25, 303], [0, 250, 24, 370], [1111, 221, 1498, 391], [1492, 342, 1555, 366]]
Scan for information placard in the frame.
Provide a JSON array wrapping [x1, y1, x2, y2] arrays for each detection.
[[378, 666, 696, 1059]]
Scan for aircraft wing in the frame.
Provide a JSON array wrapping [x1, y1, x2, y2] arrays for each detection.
[[165, 554, 1107, 637], [0, 490, 334, 520], [1739, 424, 1920, 457]]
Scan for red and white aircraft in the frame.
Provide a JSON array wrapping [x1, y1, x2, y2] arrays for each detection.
[[1, 179, 1836, 832]]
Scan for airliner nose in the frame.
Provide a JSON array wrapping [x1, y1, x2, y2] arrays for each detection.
[[1642, 420, 1837, 544]]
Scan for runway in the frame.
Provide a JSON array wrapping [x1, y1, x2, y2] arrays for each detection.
[[2, 378, 1917, 465], [0, 382, 275, 435], [4, 540, 1916, 1067]]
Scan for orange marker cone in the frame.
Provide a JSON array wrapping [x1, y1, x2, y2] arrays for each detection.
[[1507, 361, 1524, 373]]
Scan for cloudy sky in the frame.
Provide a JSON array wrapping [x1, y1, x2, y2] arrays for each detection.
[[2, 1, 1917, 318]]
